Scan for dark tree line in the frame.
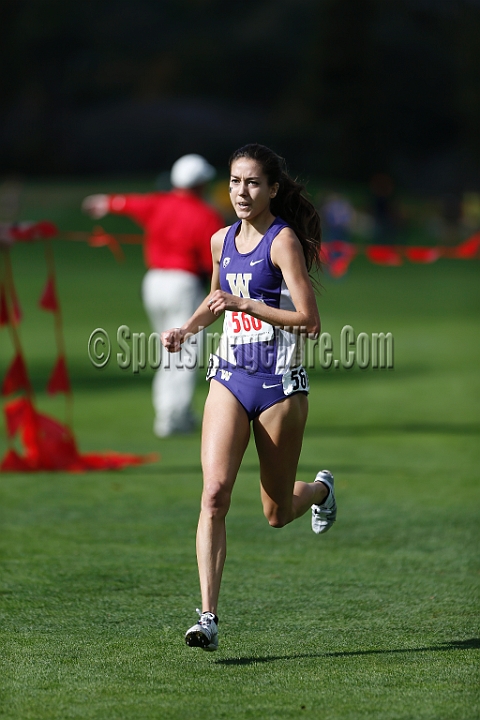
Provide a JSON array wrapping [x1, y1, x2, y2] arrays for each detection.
[[1, 0, 479, 190]]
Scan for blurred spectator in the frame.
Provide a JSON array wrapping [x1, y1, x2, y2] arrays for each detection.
[[82, 154, 224, 438], [440, 192, 462, 244], [369, 173, 397, 244], [461, 192, 480, 234], [321, 192, 354, 242], [0, 179, 22, 222]]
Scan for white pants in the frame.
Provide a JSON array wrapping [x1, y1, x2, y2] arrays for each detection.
[[142, 269, 204, 437]]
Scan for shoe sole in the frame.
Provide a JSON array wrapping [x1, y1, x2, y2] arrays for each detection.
[[185, 629, 218, 651]]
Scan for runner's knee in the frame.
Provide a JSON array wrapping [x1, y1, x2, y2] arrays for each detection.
[[263, 504, 292, 529], [201, 482, 232, 519]]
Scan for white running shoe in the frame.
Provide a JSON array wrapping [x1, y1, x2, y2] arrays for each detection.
[[185, 609, 219, 651], [311, 470, 337, 534]]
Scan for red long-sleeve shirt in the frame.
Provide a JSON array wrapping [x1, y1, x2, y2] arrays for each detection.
[[108, 189, 224, 277]]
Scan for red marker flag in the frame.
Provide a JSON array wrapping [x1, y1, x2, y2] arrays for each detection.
[[453, 233, 480, 259], [366, 245, 403, 265], [35, 221, 58, 239], [39, 275, 59, 312], [1, 352, 31, 396], [0, 449, 31, 472], [0, 284, 8, 325], [89, 226, 125, 262], [10, 283, 22, 323], [0, 398, 159, 472], [3, 396, 34, 438], [7, 221, 58, 243], [47, 355, 71, 395], [321, 241, 357, 278], [405, 247, 441, 264]]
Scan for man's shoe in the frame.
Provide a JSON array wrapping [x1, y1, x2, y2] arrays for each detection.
[[312, 470, 337, 534], [185, 609, 218, 651]]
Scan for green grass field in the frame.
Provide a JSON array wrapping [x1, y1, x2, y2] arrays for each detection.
[[1, 219, 479, 718]]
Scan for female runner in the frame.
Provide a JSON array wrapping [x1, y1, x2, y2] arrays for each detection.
[[161, 143, 337, 651]]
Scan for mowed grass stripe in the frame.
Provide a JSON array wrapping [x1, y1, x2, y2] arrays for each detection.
[[1, 232, 479, 718]]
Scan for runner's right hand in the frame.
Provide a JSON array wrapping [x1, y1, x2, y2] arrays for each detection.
[[161, 328, 186, 353]]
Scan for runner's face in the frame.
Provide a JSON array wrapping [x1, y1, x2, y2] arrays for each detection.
[[229, 158, 278, 221]]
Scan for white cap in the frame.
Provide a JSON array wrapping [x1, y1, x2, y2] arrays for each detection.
[[170, 154, 216, 189]]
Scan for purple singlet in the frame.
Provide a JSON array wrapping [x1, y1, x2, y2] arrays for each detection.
[[207, 216, 309, 419]]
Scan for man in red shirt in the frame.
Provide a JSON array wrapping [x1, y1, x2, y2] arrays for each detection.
[[82, 155, 224, 437]]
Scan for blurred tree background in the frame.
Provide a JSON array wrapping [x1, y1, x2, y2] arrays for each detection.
[[1, 0, 479, 191]]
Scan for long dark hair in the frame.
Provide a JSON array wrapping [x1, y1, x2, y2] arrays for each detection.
[[229, 143, 322, 273]]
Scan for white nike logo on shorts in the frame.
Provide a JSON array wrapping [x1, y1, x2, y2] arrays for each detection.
[[262, 382, 282, 389], [250, 259, 264, 266]]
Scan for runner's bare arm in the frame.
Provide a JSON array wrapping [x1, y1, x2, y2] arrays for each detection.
[[161, 227, 229, 352]]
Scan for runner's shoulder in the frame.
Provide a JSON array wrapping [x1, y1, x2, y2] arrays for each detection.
[[211, 225, 231, 258], [271, 225, 303, 267]]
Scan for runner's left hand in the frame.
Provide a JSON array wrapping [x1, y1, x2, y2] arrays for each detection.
[[207, 290, 247, 316]]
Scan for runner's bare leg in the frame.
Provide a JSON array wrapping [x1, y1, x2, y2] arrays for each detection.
[[197, 381, 251, 614], [253, 394, 328, 527]]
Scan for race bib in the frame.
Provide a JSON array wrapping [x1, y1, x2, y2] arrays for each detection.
[[282, 366, 310, 396], [225, 310, 274, 345]]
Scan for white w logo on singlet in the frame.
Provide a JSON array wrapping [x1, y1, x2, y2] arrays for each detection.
[[225, 273, 252, 297]]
